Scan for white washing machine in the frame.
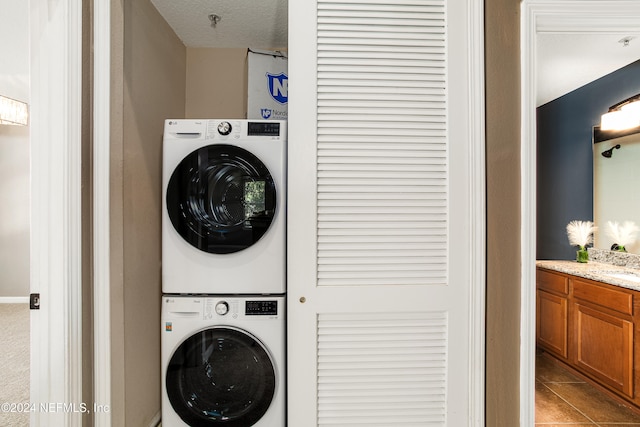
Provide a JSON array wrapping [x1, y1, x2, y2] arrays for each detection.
[[162, 119, 286, 294], [161, 295, 286, 427]]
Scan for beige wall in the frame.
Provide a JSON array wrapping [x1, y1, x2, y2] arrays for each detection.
[[82, 0, 94, 423], [186, 48, 248, 119], [485, 0, 522, 424], [111, 0, 186, 425], [110, 0, 125, 423]]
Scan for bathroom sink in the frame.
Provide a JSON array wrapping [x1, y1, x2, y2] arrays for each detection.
[[598, 271, 640, 283]]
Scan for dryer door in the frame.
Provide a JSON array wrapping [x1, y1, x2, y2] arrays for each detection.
[[166, 144, 277, 254], [166, 327, 276, 427]]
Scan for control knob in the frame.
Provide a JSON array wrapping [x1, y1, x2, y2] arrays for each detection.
[[217, 121, 232, 136], [215, 301, 229, 316]]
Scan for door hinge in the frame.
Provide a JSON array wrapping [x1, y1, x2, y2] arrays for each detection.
[[30, 293, 40, 310]]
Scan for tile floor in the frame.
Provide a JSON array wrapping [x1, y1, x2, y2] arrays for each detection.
[[536, 350, 640, 426]]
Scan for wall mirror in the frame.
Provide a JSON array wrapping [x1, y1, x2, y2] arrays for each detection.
[[593, 129, 640, 253]]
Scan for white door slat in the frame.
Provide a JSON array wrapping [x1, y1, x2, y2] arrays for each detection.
[[316, 312, 448, 424], [318, 0, 443, 6]]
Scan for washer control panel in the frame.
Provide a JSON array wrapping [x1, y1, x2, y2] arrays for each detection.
[[245, 300, 278, 316], [204, 299, 238, 319], [203, 298, 279, 319]]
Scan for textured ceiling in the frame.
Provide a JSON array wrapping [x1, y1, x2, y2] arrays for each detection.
[[150, 0, 288, 49], [149, 2, 639, 106]]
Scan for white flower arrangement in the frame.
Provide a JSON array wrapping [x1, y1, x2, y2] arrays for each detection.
[[566, 220, 596, 250], [606, 221, 639, 252]]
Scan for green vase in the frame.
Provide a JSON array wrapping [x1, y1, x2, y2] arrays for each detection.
[[576, 248, 589, 263]]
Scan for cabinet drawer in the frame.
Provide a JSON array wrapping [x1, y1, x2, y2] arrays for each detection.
[[537, 268, 569, 295], [573, 279, 633, 316]]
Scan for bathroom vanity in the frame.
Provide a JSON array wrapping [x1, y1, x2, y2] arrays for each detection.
[[537, 254, 640, 407]]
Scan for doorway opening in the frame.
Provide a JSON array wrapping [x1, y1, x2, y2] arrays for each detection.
[[522, 1, 640, 424], [0, 2, 30, 425]]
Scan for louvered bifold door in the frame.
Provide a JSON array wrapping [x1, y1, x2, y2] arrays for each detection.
[[288, 0, 484, 426], [316, 1, 448, 288]]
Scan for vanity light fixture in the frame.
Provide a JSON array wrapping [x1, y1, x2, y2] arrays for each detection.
[[0, 95, 28, 126], [600, 93, 640, 131]]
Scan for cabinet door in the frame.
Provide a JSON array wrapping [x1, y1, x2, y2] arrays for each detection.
[[288, 0, 485, 425], [574, 303, 633, 397], [537, 290, 568, 359]]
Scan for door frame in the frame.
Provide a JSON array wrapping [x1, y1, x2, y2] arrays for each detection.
[[93, 0, 112, 425], [29, 0, 83, 425], [30, 1, 113, 425], [520, 1, 640, 425]]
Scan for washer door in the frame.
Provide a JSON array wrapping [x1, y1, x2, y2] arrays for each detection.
[[166, 327, 276, 427], [166, 144, 277, 254]]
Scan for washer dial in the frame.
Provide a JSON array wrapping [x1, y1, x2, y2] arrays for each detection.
[[215, 301, 229, 316]]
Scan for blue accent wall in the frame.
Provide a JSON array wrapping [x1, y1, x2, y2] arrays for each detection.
[[537, 59, 640, 260]]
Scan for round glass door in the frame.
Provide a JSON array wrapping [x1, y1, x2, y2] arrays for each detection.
[[166, 327, 276, 427], [166, 144, 277, 254]]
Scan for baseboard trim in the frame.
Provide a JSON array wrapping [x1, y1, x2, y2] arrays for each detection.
[[0, 297, 29, 304]]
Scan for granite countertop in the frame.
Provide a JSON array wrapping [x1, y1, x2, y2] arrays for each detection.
[[536, 260, 640, 291]]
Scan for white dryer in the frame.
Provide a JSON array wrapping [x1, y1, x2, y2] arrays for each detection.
[[161, 295, 286, 427], [162, 119, 286, 294]]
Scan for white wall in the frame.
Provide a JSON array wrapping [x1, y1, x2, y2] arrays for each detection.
[[0, 0, 30, 298], [0, 0, 29, 101]]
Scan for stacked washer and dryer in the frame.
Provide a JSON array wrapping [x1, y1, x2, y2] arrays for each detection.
[[161, 119, 287, 427]]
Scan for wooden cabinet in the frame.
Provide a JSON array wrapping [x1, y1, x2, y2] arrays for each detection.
[[537, 290, 568, 358], [536, 269, 569, 359], [573, 302, 633, 396], [571, 278, 635, 397], [537, 267, 639, 406]]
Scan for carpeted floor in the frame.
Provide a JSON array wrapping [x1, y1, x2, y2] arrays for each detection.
[[0, 303, 30, 426]]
